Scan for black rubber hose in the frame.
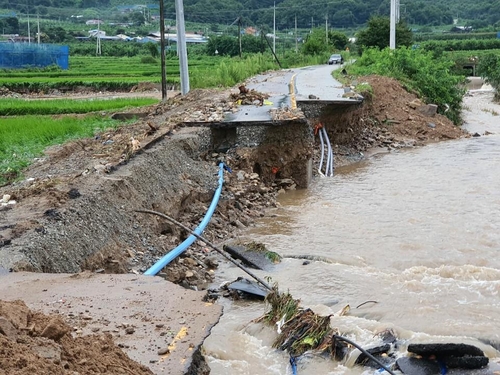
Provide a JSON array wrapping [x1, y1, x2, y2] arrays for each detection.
[[333, 334, 397, 375], [135, 209, 273, 291]]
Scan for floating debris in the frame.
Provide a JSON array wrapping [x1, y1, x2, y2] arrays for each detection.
[[256, 285, 335, 357], [256, 285, 491, 374], [224, 241, 282, 270], [273, 308, 332, 356], [227, 277, 269, 299]]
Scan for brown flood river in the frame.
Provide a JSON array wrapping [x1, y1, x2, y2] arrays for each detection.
[[204, 90, 500, 374]]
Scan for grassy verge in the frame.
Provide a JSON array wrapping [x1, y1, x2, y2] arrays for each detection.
[[0, 115, 122, 185], [0, 97, 159, 116]]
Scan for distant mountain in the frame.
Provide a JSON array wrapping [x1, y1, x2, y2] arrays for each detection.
[[1, 0, 498, 30]]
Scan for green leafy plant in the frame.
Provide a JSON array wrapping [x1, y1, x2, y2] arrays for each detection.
[[477, 53, 500, 101], [140, 56, 158, 64], [349, 47, 466, 124], [356, 16, 413, 53]]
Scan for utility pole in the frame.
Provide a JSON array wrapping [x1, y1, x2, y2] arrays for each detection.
[[325, 14, 328, 44], [238, 17, 242, 58], [294, 14, 297, 53], [175, 0, 189, 94], [96, 20, 101, 55], [27, 13, 31, 44], [273, 2, 276, 54], [37, 14, 40, 44], [389, 0, 396, 49], [159, 0, 167, 100]]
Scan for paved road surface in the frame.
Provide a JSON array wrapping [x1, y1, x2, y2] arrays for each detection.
[[224, 64, 360, 124]]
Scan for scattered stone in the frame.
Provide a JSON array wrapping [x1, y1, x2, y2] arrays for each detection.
[[157, 347, 170, 355], [67, 188, 81, 199], [417, 104, 438, 117], [408, 98, 423, 109], [204, 256, 219, 269], [41, 317, 71, 341], [0, 316, 17, 339]]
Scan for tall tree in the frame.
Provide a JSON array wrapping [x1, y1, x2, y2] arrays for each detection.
[[356, 16, 413, 52]]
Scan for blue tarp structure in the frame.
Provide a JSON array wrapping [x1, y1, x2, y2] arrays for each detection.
[[0, 43, 69, 69]]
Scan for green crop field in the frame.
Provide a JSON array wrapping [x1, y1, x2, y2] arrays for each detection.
[[0, 97, 159, 116], [0, 55, 223, 92], [0, 114, 124, 185]]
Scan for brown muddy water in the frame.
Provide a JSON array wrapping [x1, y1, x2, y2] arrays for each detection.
[[203, 90, 500, 374]]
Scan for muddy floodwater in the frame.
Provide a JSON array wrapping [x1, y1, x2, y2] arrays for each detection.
[[204, 90, 500, 374]]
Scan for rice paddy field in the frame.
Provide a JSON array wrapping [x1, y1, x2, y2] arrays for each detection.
[[0, 55, 219, 92], [0, 53, 294, 92], [0, 97, 158, 116], [0, 114, 124, 185], [0, 94, 160, 185]]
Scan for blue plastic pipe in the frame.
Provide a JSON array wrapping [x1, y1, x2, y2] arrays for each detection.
[[144, 163, 225, 276], [318, 126, 325, 176], [322, 127, 334, 177]]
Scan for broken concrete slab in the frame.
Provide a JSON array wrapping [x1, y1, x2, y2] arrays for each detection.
[[0, 271, 222, 375], [227, 278, 269, 298], [223, 244, 264, 269]]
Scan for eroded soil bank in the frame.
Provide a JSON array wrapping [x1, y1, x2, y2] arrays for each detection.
[[0, 73, 476, 374]]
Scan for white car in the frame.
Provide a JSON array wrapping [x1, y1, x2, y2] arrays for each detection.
[[328, 54, 344, 65]]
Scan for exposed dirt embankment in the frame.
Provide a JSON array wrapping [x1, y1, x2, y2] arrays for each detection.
[[317, 75, 467, 166]]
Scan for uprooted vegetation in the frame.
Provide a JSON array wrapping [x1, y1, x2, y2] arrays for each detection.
[[257, 286, 491, 373]]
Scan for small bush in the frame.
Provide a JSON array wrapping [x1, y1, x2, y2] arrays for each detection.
[[140, 56, 157, 64], [477, 53, 500, 101]]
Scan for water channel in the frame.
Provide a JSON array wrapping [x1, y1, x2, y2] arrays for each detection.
[[203, 90, 500, 374]]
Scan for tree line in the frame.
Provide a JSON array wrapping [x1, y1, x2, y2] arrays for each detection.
[[1, 0, 500, 29]]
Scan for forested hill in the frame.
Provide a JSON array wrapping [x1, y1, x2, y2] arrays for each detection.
[[1, 0, 499, 29]]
